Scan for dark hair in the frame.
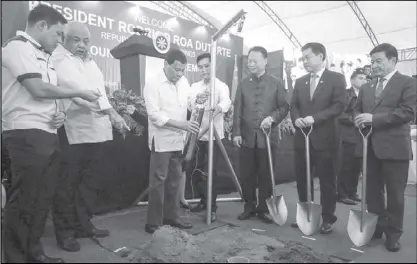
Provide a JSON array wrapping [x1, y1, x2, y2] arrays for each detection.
[[196, 53, 211, 64], [248, 46, 268, 58], [350, 68, 366, 80], [370, 43, 398, 64], [28, 4, 67, 27], [165, 49, 187, 65], [301, 42, 326, 61], [364, 64, 371, 69]]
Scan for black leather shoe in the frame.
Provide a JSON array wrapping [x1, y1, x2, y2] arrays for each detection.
[[29, 254, 65, 263], [180, 201, 190, 210], [372, 230, 384, 240], [190, 203, 206, 213], [57, 237, 80, 252], [350, 194, 361, 202], [163, 218, 193, 229], [320, 222, 333, 234], [338, 197, 357, 205], [237, 211, 255, 220], [385, 238, 401, 252], [257, 212, 273, 224], [291, 221, 298, 228], [145, 224, 159, 234], [75, 227, 110, 238]]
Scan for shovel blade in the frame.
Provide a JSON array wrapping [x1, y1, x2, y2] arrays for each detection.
[[266, 195, 288, 226], [347, 209, 378, 247], [296, 202, 322, 236]]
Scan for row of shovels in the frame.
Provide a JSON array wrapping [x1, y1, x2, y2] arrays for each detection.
[[264, 125, 378, 248]]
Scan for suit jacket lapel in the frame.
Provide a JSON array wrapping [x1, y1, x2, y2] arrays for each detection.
[[373, 72, 400, 110], [368, 80, 377, 108]]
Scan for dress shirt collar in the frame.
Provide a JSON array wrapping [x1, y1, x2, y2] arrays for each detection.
[[379, 69, 397, 83], [311, 66, 326, 79], [16, 30, 43, 50], [54, 44, 92, 62]]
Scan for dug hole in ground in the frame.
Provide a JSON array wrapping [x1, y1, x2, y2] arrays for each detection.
[[127, 225, 343, 263]]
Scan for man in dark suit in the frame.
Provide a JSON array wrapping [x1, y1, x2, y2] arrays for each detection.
[[337, 68, 368, 205], [232, 46, 289, 223], [354, 43, 416, 252], [290, 42, 346, 234]]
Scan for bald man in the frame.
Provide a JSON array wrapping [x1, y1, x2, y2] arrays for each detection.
[[50, 22, 129, 252]]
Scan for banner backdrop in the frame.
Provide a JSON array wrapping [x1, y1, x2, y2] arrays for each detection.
[[1, 1, 244, 93]]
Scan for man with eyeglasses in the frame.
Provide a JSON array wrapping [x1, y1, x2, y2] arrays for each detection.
[[188, 52, 231, 222], [290, 42, 346, 234], [50, 21, 129, 252]]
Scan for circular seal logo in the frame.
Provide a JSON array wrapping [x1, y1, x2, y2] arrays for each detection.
[[153, 32, 170, 54]]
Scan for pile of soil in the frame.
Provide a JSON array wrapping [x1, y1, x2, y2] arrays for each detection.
[[130, 226, 343, 263]]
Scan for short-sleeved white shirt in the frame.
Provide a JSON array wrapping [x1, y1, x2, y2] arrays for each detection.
[[2, 31, 58, 133], [52, 45, 113, 145]]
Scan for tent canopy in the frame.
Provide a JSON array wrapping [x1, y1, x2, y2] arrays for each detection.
[[130, 1, 416, 56]]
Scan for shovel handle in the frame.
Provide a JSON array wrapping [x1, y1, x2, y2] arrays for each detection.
[[298, 125, 313, 204], [359, 126, 372, 228], [299, 125, 313, 138], [262, 127, 276, 195]]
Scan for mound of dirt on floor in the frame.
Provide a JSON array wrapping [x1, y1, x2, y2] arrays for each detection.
[[131, 226, 343, 263]]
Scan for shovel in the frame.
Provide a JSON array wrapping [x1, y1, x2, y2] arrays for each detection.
[[296, 125, 322, 236], [347, 126, 378, 247], [262, 127, 288, 226]]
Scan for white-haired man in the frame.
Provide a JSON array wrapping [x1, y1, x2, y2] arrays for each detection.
[[50, 21, 129, 252]]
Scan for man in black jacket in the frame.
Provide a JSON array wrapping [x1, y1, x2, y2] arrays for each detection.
[[337, 68, 367, 205], [232, 46, 289, 223]]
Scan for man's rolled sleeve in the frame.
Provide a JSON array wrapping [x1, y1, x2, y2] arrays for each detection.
[[218, 82, 231, 113], [143, 82, 170, 127], [2, 41, 42, 82]]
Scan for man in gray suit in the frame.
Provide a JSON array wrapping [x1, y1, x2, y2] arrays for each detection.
[[354, 43, 416, 252], [232, 46, 289, 223]]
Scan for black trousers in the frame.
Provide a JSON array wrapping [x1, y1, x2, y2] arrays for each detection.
[[52, 142, 106, 239], [192, 139, 222, 212], [366, 141, 409, 240], [295, 145, 337, 224], [338, 142, 361, 199], [240, 143, 275, 214], [2, 129, 60, 262]]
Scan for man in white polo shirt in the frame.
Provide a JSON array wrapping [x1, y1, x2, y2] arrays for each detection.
[[50, 22, 129, 252], [1, 5, 100, 263], [188, 53, 231, 223], [143, 49, 207, 234]]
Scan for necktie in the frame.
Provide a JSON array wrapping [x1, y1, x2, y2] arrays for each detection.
[[310, 74, 318, 99], [375, 78, 385, 99]]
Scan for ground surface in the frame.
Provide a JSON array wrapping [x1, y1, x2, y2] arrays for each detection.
[[131, 226, 342, 263], [39, 180, 416, 263]]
